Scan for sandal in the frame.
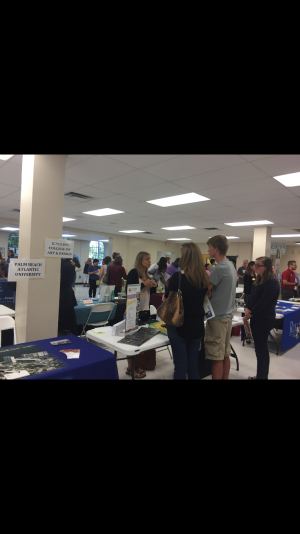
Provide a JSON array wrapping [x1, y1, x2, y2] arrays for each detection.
[[126, 368, 146, 379]]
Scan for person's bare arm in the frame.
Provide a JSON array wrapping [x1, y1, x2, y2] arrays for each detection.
[[206, 281, 214, 299]]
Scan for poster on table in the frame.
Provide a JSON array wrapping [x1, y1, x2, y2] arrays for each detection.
[[8, 259, 45, 280], [44, 238, 74, 258], [0, 279, 15, 305], [125, 284, 140, 334]]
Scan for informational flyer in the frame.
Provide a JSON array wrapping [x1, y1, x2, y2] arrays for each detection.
[[125, 284, 140, 334], [8, 259, 45, 280], [203, 296, 215, 320], [44, 238, 74, 258]]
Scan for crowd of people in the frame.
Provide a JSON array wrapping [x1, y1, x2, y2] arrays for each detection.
[[2, 238, 299, 381]]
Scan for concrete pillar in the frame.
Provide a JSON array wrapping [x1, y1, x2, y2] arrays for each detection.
[[15, 155, 66, 343], [252, 226, 272, 261]]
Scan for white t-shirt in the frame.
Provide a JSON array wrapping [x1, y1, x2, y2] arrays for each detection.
[[148, 264, 170, 284]]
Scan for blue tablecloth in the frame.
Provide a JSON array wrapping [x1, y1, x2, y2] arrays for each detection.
[[0, 279, 15, 305], [5, 335, 119, 379], [240, 301, 300, 352], [278, 302, 300, 352], [74, 301, 117, 325]]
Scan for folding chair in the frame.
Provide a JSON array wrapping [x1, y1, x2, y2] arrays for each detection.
[[80, 303, 115, 338], [0, 316, 17, 347]]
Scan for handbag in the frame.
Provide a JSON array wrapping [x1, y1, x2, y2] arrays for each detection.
[[135, 349, 156, 370], [156, 271, 184, 327]]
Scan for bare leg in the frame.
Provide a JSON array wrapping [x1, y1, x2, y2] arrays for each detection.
[[222, 356, 230, 380], [212, 360, 224, 379]]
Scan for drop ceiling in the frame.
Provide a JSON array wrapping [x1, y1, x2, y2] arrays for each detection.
[[0, 154, 300, 244]]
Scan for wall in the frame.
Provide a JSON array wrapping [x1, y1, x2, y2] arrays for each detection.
[[196, 241, 253, 269], [272, 245, 300, 273]]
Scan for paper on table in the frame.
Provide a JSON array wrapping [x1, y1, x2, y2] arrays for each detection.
[[203, 296, 215, 320], [4, 370, 30, 379], [60, 349, 80, 359]]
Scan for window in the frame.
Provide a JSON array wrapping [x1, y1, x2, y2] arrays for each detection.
[[8, 232, 19, 254], [89, 241, 105, 261]]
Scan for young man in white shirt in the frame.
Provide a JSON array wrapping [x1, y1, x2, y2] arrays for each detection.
[[205, 235, 237, 380]]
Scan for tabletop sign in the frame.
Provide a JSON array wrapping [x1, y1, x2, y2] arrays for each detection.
[[44, 238, 74, 258], [8, 259, 45, 280], [125, 284, 140, 334]]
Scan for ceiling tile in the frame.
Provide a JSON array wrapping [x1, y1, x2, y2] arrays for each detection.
[[252, 155, 300, 176], [64, 179, 88, 193], [0, 162, 22, 187], [0, 197, 20, 208], [169, 200, 227, 213], [65, 155, 135, 184], [123, 182, 193, 201], [241, 155, 274, 161], [171, 162, 268, 191], [217, 188, 297, 207], [142, 155, 246, 181], [0, 185, 20, 198], [93, 170, 167, 194], [65, 155, 96, 169], [104, 154, 180, 168], [193, 177, 284, 201]]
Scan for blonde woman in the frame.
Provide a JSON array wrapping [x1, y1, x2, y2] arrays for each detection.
[[126, 251, 157, 378], [163, 242, 209, 379]]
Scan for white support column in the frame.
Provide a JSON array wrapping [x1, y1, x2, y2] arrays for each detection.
[[15, 155, 66, 343], [252, 226, 272, 261]]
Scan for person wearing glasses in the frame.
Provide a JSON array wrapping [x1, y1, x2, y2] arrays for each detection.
[[243, 257, 279, 380]]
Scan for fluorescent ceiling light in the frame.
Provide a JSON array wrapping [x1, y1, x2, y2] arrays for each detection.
[[101, 240, 109, 242], [1, 227, 19, 231], [273, 172, 300, 187], [63, 217, 76, 222], [0, 155, 14, 160], [296, 243, 300, 245], [167, 238, 191, 241], [62, 234, 76, 237], [162, 226, 196, 230], [271, 234, 300, 238], [226, 236, 239, 239], [225, 220, 273, 226], [147, 192, 210, 207], [119, 230, 145, 233], [83, 208, 124, 216]]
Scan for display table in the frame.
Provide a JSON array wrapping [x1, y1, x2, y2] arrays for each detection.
[[0, 279, 15, 306], [86, 325, 170, 379], [1, 335, 119, 379], [74, 301, 117, 326], [236, 301, 300, 354]]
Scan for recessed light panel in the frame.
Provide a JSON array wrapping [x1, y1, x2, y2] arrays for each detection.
[[0, 155, 14, 160], [62, 234, 76, 237], [119, 230, 145, 233], [167, 238, 191, 241], [226, 236, 239, 239], [83, 208, 124, 216], [147, 192, 210, 207], [225, 220, 273, 226], [63, 217, 76, 222], [271, 234, 300, 238], [273, 172, 300, 187], [1, 227, 19, 231], [162, 226, 196, 230]]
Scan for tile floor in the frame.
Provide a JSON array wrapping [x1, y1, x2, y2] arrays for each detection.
[[74, 284, 300, 380]]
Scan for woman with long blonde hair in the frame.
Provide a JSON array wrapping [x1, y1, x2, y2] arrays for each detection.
[[163, 242, 209, 379], [125, 251, 157, 379]]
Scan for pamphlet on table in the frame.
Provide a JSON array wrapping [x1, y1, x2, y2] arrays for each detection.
[[125, 284, 140, 334], [0, 344, 65, 379]]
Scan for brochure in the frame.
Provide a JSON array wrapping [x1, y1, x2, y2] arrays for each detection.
[[60, 349, 80, 359], [203, 296, 215, 320], [0, 343, 65, 379], [50, 339, 72, 346]]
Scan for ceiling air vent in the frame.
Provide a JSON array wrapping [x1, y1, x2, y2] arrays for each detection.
[[12, 209, 20, 212], [204, 227, 219, 230], [144, 232, 153, 234], [65, 192, 93, 200], [293, 229, 300, 232]]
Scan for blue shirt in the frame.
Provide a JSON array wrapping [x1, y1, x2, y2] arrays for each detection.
[[88, 264, 99, 280]]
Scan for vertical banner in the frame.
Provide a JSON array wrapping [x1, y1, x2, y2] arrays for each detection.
[[125, 284, 140, 334]]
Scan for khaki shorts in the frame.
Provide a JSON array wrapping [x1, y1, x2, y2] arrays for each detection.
[[205, 318, 232, 361]]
